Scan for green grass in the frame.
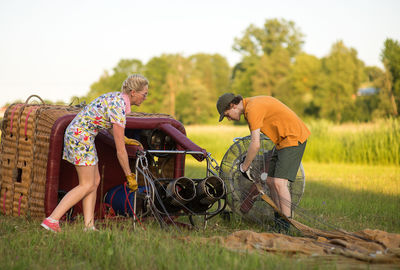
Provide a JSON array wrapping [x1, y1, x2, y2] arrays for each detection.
[[291, 162, 399, 233], [1, 121, 400, 269], [0, 218, 316, 270], [1, 161, 398, 269], [185, 161, 400, 234]]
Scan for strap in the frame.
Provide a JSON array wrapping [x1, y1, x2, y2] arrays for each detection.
[[24, 106, 38, 138], [24, 95, 45, 105], [123, 183, 134, 214], [123, 182, 145, 230], [9, 104, 22, 134]]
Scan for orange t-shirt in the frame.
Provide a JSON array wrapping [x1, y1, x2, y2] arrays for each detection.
[[243, 96, 310, 150]]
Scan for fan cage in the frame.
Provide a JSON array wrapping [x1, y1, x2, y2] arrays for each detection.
[[219, 134, 305, 227]]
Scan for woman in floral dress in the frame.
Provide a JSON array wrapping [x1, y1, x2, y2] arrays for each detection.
[[41, 74, 149, 232]]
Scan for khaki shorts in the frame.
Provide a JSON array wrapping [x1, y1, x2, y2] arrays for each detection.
[[267, 141, 307, 182]]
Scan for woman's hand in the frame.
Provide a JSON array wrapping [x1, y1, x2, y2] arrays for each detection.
[[126, 173, 138, 191], [124, 137, 143, 148]]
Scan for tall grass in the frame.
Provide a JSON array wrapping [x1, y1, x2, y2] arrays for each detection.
[[305, 118, 400, 165], [185, 119, 400, 166]]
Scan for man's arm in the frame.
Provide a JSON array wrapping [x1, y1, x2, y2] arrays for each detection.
[[241, 128, 261, 171]]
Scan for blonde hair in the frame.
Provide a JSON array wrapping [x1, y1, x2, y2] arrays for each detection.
[[121, 74, 149, 94]]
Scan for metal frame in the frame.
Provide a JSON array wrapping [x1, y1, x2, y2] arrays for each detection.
[[133, 150, 227, 229]]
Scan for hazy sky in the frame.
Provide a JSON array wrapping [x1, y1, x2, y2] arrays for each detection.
[[0, 0, 399, 106]]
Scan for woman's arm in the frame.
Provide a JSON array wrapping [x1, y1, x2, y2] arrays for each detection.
[[112, 123, 132, 176]]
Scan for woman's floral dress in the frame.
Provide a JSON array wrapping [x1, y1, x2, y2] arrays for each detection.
[[62, 92, 130, 166]]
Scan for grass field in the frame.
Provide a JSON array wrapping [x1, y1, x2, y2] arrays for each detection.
[[1, 121, 399, 269], [1, 161, 398, 269], [184, 122, 400, 233], [185, 119, 400, 165], [184, 160, 400, 234]]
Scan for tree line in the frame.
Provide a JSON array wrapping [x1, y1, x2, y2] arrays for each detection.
[[74, 18, 399, 125]]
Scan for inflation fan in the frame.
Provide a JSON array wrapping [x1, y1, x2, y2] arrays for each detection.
[[219, 135, 305, 227]]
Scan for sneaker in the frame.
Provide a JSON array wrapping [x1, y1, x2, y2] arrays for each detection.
[[273, 215, 290, 234], [41, 218, 61, 232]]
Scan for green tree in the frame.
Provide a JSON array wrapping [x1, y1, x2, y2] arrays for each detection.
[[176, 79, 212, 124], [232, 18, 304, 99], [275, 53, 322, 117], [163, 54, 191, 117], [189, 54, 231, 96], [350, 66, 384, 121], [233, 18, 304, 58], [231, 56, 259, 98], [381, 38, 400, 116], [86, 59, 144, 103], [141, 56, 170, 114], [252, 48, 291, 96], [188, 53, 231, 120], [315, 41, 365, 122]]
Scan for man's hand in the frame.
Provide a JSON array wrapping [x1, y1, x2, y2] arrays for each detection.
[[238, 129, 260, 182], [239, 162, 253, 181]]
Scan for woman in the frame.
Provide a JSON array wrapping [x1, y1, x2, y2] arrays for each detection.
[[41, 74, 149, 232]]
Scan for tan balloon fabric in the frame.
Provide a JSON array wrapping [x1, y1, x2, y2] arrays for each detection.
[[188, 229, 400, 266]]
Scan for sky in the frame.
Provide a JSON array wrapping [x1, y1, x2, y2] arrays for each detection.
[[0, 0, 399, 106]]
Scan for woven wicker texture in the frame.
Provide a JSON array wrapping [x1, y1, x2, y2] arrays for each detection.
[[0, 99, 81, 218]]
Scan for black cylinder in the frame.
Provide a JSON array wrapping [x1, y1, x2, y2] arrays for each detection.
[[166, 177, 196, 206], [196, 176, 225, 205]]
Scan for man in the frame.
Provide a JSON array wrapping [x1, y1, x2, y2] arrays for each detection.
[[216, 93, 310, 231]]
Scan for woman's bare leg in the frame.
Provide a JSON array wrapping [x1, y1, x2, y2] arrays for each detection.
[[49, 165, 98, 222], [82, 164, 100, 227]]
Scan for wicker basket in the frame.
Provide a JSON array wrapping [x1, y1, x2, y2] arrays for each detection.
[[0, 95, 81, 218]]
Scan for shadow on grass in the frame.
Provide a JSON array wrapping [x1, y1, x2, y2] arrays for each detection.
[[297, 180, 399, 233], [185, 162, 400, 233]]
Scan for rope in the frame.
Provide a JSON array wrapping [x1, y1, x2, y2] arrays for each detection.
[[136, 165, 177, 230], [123, 182, 146, 230]]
